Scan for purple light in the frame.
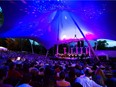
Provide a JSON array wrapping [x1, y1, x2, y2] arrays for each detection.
[[85, 33, 96, 40]]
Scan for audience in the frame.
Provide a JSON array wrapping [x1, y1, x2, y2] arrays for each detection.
[[17, 74, 32, 87], [75, 69, 102, 87], [93, 68, 106, 86], [56, 71, 71, 87], [8, 63, 22, 79], [0, 50, 115, 87], [0, 66, 13, 87]]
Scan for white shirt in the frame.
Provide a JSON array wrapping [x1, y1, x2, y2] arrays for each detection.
[[75, 76, 102, 87]]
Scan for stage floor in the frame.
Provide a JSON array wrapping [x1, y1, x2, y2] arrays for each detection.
[[50, 56, 90, 61]]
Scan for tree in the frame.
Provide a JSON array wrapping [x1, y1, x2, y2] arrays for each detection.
[[97, 40, 108, 50], [5, 38, 21, 51], [21, 39, 31, 52], [0, 38, 7, 47], [0, 12, 4, 27]]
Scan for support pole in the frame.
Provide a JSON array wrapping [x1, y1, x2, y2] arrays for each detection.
[[76, 47, 78, 54], [68, 44, 70, 54], [71, 48, 73, 54], [95, 41, 97, 51], [88, 47, 91, 57], [70, 14, 99, 61], [30, 39, 34, 54], [56, 45, 59, 55], [86, 47, 88, 55], [63, 47, 66, 54], [56, 11, 61, 56], [80, 47, 83, 54], [46, 50, 49, 58]]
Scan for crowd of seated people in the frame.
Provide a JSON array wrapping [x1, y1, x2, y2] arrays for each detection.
[[0, 50, 116, 87]]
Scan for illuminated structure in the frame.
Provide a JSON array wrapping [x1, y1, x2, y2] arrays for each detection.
[[0, 1, 116, 60]]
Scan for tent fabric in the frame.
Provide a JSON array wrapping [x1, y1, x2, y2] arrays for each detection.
[[0, 1, 116, 49]]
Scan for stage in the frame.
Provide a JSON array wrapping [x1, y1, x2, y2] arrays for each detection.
[[50, 56, 90, 61]]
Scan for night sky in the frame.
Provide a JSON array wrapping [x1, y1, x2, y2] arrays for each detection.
[[0, 0, 116, 49]]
